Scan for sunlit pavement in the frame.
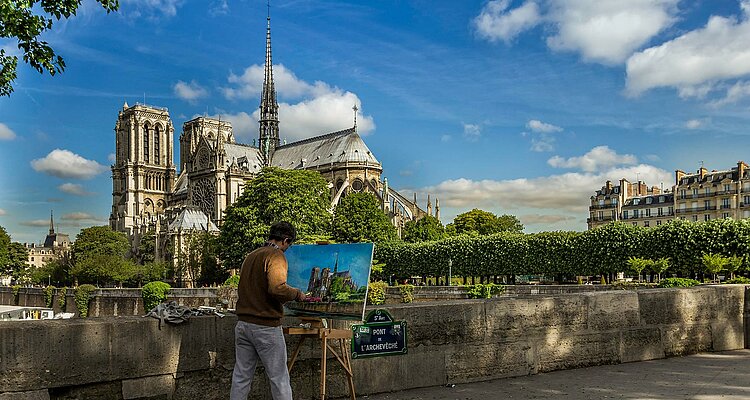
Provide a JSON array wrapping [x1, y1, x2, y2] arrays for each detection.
[[359, 350, 750, 400]]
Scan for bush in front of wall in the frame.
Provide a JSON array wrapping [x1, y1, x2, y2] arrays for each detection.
[[142, 281, 171, 312], [399, 284, 414, 303], [657, 278, 701, 288], [367, 281, 387, 305], [466, 283, 505, 299], [44, 285, 56, 308], [11, 284, 20, 305], [74, 284, 97, 318], [725, 276, 750, 284], [58, 286, 68, 310]]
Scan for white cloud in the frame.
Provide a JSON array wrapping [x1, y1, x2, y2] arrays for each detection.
[[0, 123, 17, 140], [209, 0, 229, 16], [520, 214, 576, 225], [419, 162, 671, 214], [108, 153, 116, 162], [31, 149, 107, 179], [58, 183, 93, 196], [62, 212, 98, 221], [711, 81, 750, 107], [626, 3, 750, 96], [463, 124, 481, 141], [527, 119, 562, 133], [121, 0, 182, 18], [223, 64, 375, 141], [0, 209, 6, 216], [547, 145, 637, 172], [217, 112, 256, 141], [20, 220, 50, 227], [547, 0, 679, 65], [474, 0, 542, 43], [173, 80, 208, 103], [530, 137, 555, 152], [685, 119, 704, 129]]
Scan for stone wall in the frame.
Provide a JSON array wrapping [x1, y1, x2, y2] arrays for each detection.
[[0, 285, 746, 399]]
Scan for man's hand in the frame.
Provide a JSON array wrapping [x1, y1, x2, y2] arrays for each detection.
[[296, 291, 307, 302]]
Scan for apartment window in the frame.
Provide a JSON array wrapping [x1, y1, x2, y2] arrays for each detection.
[[704, 214, 711, 221], [646, 208, 651, 217], [723, 198, 731, 208], [723, 213, 731, 219], [611, 210, 616, 218], [693, 188, 699, 196], [633, 198, 640, 205], [724, 184, 731, 192], [658, 207, 663, 216], [644, 221, 650, 227], [646, 197, 653, 204], [705, 188, 711, 195], [704, 200, 711, 210], [656, 220, 662, 226], [598, 211, 603, 220], [623, 211, 629, 219], [744, 195, 750, 205], [680, 189, 687, 199], [632, 222, 638, 226], [612, 198, 618, 205], [692, 215, 698, 222], [669, 206, 674, 215], [633, 209, 639, 218], [598, 199, 605, 206]]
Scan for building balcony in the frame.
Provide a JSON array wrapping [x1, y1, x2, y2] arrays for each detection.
[[590, 204, 617, 209], [721, 204, 732, 209], [676, 206, 716, 213], [588, 215, 616, 222]]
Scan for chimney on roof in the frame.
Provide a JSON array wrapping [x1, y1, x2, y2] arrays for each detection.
[[675, 169, 685, 185], [699, 167, 707, 179], [738, 161, 747, 180]]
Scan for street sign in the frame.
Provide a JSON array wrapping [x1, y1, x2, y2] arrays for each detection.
[[352, 309, 407, 359]]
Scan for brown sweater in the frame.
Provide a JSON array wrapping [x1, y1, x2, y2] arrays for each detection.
[[235, 245, 303, 327]]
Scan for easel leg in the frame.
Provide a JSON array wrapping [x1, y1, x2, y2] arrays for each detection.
[[340, 338, 356, 400], [321, 334, 327, 400], [288, 336, 306, 372]]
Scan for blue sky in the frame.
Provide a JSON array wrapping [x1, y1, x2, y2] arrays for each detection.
[[2, 0, 750, 243]]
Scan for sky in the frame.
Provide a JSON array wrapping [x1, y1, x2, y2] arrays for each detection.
[[2, 0, 750, 243]]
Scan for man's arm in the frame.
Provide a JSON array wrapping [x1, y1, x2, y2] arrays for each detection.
[[266, 252, 305, 302]]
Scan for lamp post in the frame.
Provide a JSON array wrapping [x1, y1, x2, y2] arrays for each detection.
[[448, 258, 452, 286]]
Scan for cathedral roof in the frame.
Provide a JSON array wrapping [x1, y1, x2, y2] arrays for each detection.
[[173, 170, 189, 196], [224, 143, 264, 172], [167, 207, 219, 232], [271, 128, 380, 170]]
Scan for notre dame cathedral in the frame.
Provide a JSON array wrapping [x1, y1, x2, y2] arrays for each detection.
[[109, 15, 437, 278]]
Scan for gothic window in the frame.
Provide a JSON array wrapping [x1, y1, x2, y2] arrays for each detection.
[[143, 124, 150, 163], [193, 177, 216, 218], [351, 179, 363, 192], [154, 125, 161, 165]]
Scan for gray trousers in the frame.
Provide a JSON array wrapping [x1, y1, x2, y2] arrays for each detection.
[[230, 320, 293, 400]]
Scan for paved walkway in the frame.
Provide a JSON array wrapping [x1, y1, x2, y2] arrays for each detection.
[[360, 350, 750, 400]]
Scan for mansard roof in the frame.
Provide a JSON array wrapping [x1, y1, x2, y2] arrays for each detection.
[[271, 127, 380, 170], [224, 143, 263, 172]]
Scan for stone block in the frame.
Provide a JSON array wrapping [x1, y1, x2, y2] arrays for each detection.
[[0, 390, 49, 400], [620, 328, 664, 363], [661, 323, 712, 356], [445, 341, 534, 383], [535, 332, 621, 373], [484, 296, 588, 340], [638, 289, 682, 326], [711, 318, 745, 351], [586, 291, 641, 331], [392, 302, 487, 346], [352, 345, 446, 395], [122, 374, 175, 399]]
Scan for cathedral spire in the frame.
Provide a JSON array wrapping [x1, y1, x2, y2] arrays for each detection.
[[49, 210, 55, 235], [258, 10, 280, 166]]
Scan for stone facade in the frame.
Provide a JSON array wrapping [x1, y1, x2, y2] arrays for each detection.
[[589, 161, 750, 229]]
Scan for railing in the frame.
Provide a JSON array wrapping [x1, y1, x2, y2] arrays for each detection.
[[590, 204, 617, 209], [721, 204, 732, 209], [676, 206, 716, 213]]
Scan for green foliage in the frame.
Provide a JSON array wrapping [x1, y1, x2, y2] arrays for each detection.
[[0, 225, 10, 271], [0, 0, 119, 96], [136, 230, 156, 265], [627, 257, 651, 282], [657, 278, 701, 288], [466, 283, 505, 299], [142, 281, 171, 311], [332, 192, 397, 243], [58, 286, 67, 310], [725, 256, 743, 279], [11, 284, 20, 302], [452, 209, 524, 235], [74, 284, 97, 318], [44, 285, 55, 308], [71, 226, 132, 286], [403, 215, 445, 243], [6, 242, 29, 281], [173, 231, 222, 287], [223, 274, 240, 288], [218, 167, 332, 270], [726, 276, 750, 284], [367, 281, 387, 305], [702, 253, 728, 282], [398, 284, 414, 303]]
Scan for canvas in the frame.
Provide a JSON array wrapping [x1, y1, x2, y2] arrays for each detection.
[[284, 242, 374, 320]]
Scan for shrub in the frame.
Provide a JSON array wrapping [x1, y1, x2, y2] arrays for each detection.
[[142, 281, 171, 311], [44, 285, 56, 308], [223, 274, 240, 288], [58, 286, 68, 310], [467, 283, 505, 299], [726, 276, 750, 284], [74, 284, 97, 318], [367, 281, 387, 305], [657, 278, 701, 288], [398, 285, 414, 303]]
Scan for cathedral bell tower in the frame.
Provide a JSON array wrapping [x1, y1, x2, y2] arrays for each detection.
[[258, 14, 280, 166]]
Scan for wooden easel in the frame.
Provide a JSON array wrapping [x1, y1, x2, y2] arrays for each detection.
[[284, 317, 356, 400]]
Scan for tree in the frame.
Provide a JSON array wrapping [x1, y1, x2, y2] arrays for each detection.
[[217, 167, 332, 271], [71, 226, 131, 286], [0, 225, 10, 272], [7, 242, 29, 282], [702, 253, 727, 283], [726, 256, 743, 280], [136, 230, 156, 265], [452, 209, 524, 235], [626, 256, 650, 282], [402, 215, 445, 243], [652, 257, 670, 282], [0, 0, 119, 96], [332, 192, 397, 243]]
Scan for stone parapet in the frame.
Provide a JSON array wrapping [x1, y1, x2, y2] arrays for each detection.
[[0, 285, 746, 399]]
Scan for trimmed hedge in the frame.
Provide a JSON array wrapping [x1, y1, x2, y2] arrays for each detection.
[[142, 281, 171, 311], [375, 219, 750, 278]]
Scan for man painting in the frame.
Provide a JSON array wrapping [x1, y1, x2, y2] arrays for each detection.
[[230, 221, 307, 400]]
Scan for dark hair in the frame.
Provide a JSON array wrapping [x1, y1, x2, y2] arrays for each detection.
[[268, 221, 297, 243]]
